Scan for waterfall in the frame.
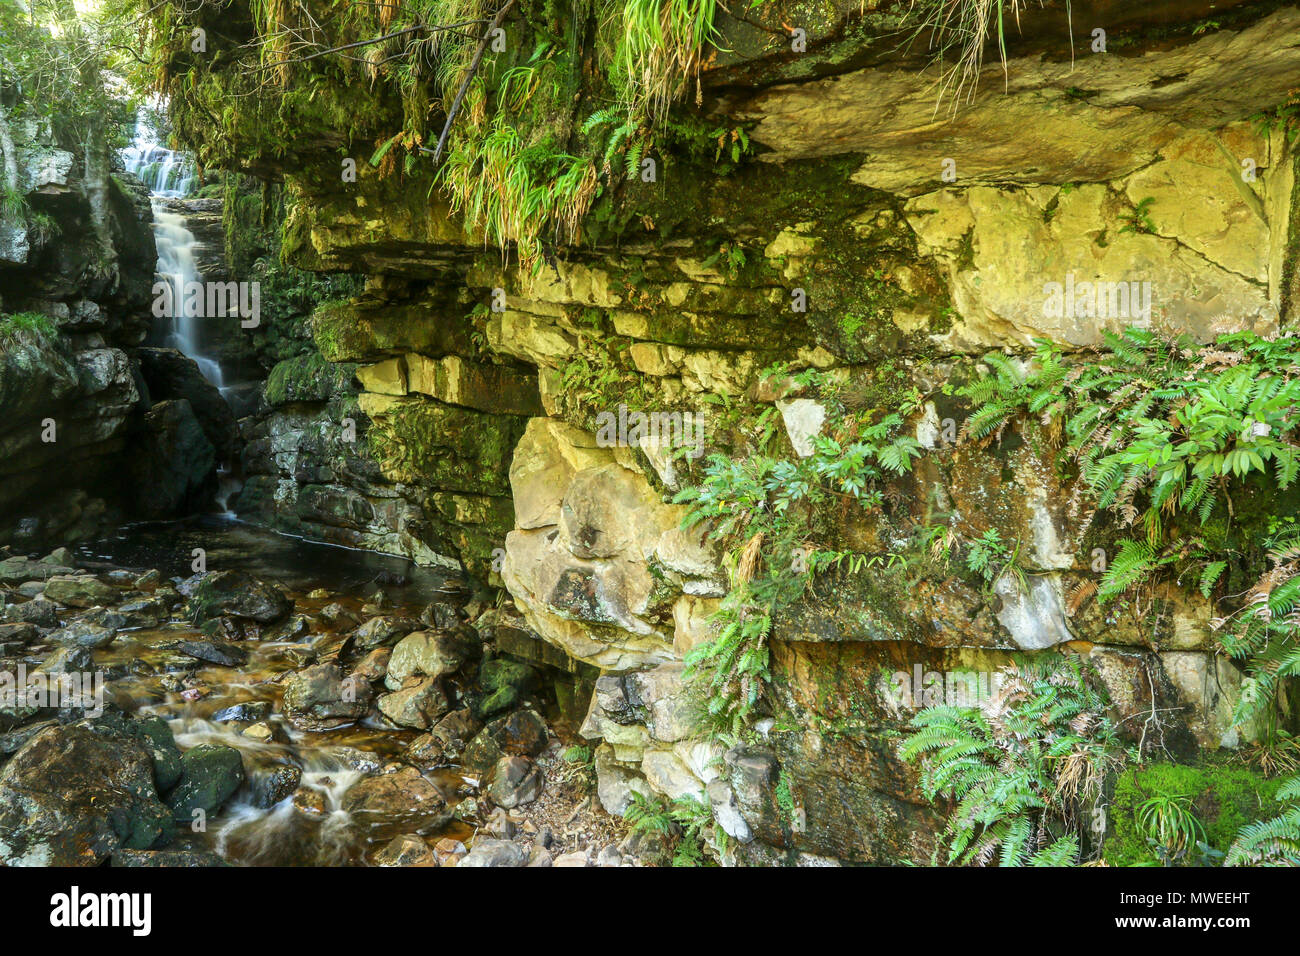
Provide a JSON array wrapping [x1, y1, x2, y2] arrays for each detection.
[[122, 117, 223, 388]]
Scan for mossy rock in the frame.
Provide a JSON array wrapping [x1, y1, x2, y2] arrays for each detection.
[[265, 352, 356, 407], [1104, 760, 1281, 866], [165, 745, 246, 823]]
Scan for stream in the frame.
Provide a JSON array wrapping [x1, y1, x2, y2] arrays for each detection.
[[74, 517, 475, 865]]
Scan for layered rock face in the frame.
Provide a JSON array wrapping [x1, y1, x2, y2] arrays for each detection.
[[158, 0, 1300, 862]]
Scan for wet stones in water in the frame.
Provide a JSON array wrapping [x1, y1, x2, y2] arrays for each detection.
[[0, 622, 40, 645], [42, 575, 120, 608], [0, 721, 175, 865], [318, 603, 359, 629], [404, 708, 482, 768], [432, 837, 467, 865], [165, 744, 245, 823], [239, 721, 283, 744], [183, 571, 292, 624], [40, 644, 93, 676], [0, 556, 73, 584], [371, 833, 436, 867], [341, 767, 453, 839], [212, 700, 272, 723], [349, 647, 390, 684], [111, 848, 229, 867], [92, 712, 183, 792], [174, 638, 249, 667], [281, 662, 372, 731], [263, 613, 311, 642], [48, 619, 118, 649], [3, 598, 61, 628], [420, 601, 463, 631], [350, 615, 420, 652], [485, 755, 543, 809], [133, 569, 161, 591], [377, 676, 451, 730], [115, 597, 169, 628], [245, 758, 303, 809]]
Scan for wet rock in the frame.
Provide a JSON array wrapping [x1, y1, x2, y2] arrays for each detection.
[[341, 767, 452, 837], [212, 700, 272, 723], [319, 603, 359, 628], [372, 833, 436, 867], [426, 708, 482, 762], [165, 744, 245, 823], [420, 601, 463, 630], [48, 620, 117, 649], [41, 548, 74, 567], [458, 838, 528, 867], [385, 628, 476, 690], [186, 571, 292, 623], [485, 755, 543, 809], [432, 837, 467, 865], [42, 575, 118, 609], [39, 645, 92, 676], [351, 615, 420, 651], [239, 722, 280, 744], [293, 787, 327, 817], [133, 569, 161, 591], [0, 622, 38, 644], [130, 399, 216, 518], [136, 347, 240, 460], [264, 614, 311, 642], [377, 676, 451, 730], [474, 657, 537, 719], [488, 708, 549, 758], [3, 598, 60, 628], [0, 723, 173, 865], [174, 639, 249, 667], [349, 647, 391, 683], [246, 760, 303, 809], [282, 662, 372, 731], [111, 848, 229, 867], [115, 597, 168, 627], [0, 556, 72, 584]]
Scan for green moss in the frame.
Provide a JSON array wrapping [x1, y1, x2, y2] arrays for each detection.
[[264, 352, 356, 407], [1104, 760, 1280, 866]]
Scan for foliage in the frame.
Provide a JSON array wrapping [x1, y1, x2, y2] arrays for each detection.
[[903, 0, 1073, 113], [673, 376, 923, 736], [1118, 197, 1157, 235], [1104, 760, 1280, 866], [1135, 793, 1208, 865], [0, 311, 58, 348], [1226, 774, 1300, 866], [899, 655, 1122, 866], [623, 791, 717, 865]]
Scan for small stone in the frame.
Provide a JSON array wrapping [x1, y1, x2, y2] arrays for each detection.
[[372, 833, 436, 867]]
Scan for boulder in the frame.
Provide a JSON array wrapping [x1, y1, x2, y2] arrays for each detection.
[[341, 767, 452, 838], [351, 615, 420, 651], [282, 662, 371, 731], [136, 348, 239, 459], [384, 628, 476, 690], [42, 575, 118, 608], [185, 571, 292, 623], [0, 723, 173, 865], [165, 745, 245, 823], [130, 399, 216, 518], [458, 838, 528, 867], [485, 755, 543, 809], [372, 833, 436, 867], [377, 677, 451, 730]]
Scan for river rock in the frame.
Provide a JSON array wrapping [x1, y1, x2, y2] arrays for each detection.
[[48, 620, 117, 649], [174, 638, 249, 667], [165, 744, 245, 822], [485, 755, 543, 809], [212, 700, 272, 723], [0, 722, 173, 865], [458, 838, 528, 867], [0, 622, 38, 644], [111, 848, 230, 867], [136, 347, 240, 459], [186, 571, 292, 623], [372, 833, 436, 866], [351, 615, 419, 651], [282, 662, 371, 730], [377, 676, 450, 730], [246, 759, 303, 809], [1, 598, 59, 628], [0, 556, 73, 583], [41, 575, 118, 608], [341, 767, 452, 837], [384, 628, 476, 690]]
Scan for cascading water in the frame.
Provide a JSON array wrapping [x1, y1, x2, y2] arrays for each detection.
[[122, 117, 223, 388]]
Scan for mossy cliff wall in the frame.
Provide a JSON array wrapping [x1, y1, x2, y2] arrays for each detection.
[[154, 0, 1300, 862]]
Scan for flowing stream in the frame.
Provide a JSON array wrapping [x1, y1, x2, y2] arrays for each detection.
[[79, 518, 474, 865]]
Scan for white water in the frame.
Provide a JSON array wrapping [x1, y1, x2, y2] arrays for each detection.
[[122, 119, 223, 388]]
